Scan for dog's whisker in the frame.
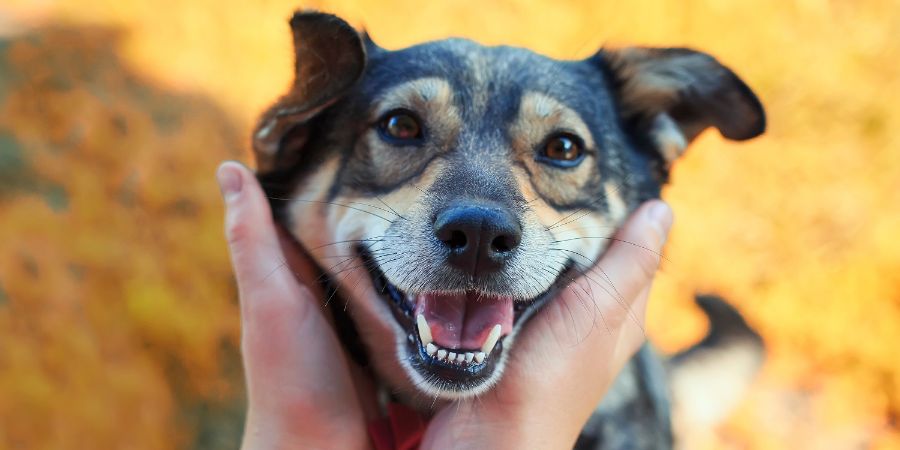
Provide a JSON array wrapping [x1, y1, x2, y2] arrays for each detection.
[[274, 198, 396, 223], [546, 208, 596, 232], [571, 269, 607, 336], [318, 249, 399, 259], [259, 259, 289, 284], [544, 175, 636, 231], [323, 267, 358, 308], [552, 236, 671, 262], [317, 257, 361, 284], [374, 195, 407, 221], [567, 277, 611, 338], [547, 247, 644, 334], [342, 268, 368, 312], [309, 235, 402, 251], [548, 225, 620, 235]]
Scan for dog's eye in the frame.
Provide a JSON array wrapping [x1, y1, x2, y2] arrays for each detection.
[[539, 133, 585, 167], [378, 110, 423, 142]]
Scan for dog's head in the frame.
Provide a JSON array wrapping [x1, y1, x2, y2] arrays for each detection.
[[253, 12, 764, 401]]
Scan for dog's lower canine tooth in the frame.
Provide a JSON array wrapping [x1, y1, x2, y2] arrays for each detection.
[[437, 349, 447, 360], [474, 352, 486, 363], [416, 314, 433, 344], [426, 343, 437, 356], [481, 324, 502, 354]]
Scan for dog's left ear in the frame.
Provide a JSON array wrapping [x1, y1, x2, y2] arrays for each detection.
[[253, 12, 367, 173], [597, 47, 765, 166]]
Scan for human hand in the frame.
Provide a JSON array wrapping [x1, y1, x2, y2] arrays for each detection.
[[421, 200, 673, 449], [218, 161, 370, 450], [219, 160, 673, 450]]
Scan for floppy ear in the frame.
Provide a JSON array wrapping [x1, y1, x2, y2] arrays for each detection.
[[598, 47, 765, 166], [253, 12, 366, 173]]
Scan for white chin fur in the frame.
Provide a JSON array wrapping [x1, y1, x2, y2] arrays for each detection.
[[391, 311, 527, 400]]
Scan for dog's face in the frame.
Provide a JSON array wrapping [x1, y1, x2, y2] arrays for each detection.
[[253, 13, 764, 401]]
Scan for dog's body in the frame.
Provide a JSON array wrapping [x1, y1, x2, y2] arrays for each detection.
[[252, 12, 765, 448]]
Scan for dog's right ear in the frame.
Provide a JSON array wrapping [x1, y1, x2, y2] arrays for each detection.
[[253, 12, 366, 173]]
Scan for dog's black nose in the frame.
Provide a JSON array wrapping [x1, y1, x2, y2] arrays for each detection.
[[433, 203, 521, 276]]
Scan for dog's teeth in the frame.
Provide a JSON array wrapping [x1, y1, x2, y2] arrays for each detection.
[[416, 314, 433, 345], [448, 352, 457, 361], [465, 352, 474, 363], [474, 352, 486, 363], [437, 349, 447, 360], [481, 324, 502, 354], [455, 353, 465, 363], [426, 343, 437, 356]]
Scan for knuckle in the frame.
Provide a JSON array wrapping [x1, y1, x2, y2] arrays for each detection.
[[226, 216, 252, 247]]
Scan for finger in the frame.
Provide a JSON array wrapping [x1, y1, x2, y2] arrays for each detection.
[[557, 201, 672, 351], [540, 200, 672, 343], [218, 161, 307, 370], [509, 201, 672, 371], [218, 162, 320, 354], [218, 161, 293, 298], [218, 161, 325, 390], [218, 161, 332, 371], [609, 283, 653, 373], [219, 163, 368, 444]]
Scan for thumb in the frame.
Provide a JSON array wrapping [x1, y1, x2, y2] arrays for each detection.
[[596, 200, 674, 303], [217, 161, 290, 297], [509, 200, 674, 380], [218, 162, 369, 448]]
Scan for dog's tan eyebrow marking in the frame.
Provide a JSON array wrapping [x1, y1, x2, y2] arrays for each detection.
[[530, 94, 559, 119], [508, 91, 599, 205], [373, 77, 456, 119], [513, 92, 596, 150], [603, 181, 627, 221]]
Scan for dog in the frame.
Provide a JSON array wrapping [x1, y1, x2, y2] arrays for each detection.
[[252, 11, 766, 449]]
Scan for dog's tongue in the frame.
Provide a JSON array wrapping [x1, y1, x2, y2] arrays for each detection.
[[414, 292, 513, 350]]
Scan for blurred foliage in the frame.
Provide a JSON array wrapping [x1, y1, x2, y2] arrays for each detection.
[[0, 26, 244, 450], [1, 0, 899, 449]]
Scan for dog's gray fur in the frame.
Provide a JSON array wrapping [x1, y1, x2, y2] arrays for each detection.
[[253, 11, 766, 448]]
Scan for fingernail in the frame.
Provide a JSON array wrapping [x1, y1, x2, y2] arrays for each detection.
[[647, 201, 673, 245], [217, 163, 242, 201]]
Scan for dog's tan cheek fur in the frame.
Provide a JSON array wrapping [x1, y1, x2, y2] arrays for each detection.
[[286, 158, 397, 358], [512, 169, 628, 269], [287, 161, 446, 403]]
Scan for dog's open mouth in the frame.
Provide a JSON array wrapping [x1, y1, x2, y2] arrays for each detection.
[[360, 247, 575, 391]]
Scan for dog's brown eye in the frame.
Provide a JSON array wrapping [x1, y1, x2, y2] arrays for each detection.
[[379, 111, 422, 142], [541, 134, 584, 165]]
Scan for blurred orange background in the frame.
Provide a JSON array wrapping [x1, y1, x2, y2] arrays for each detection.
[[1, 1, 898, 449]]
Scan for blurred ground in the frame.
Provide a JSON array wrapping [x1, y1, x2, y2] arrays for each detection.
[[0, 1, 898, 449]]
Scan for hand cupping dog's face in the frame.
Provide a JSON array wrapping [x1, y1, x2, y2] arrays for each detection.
[[251, 12, 764, 403]]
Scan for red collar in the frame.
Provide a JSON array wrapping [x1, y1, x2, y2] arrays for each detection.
[[368, 402, 428, 450]]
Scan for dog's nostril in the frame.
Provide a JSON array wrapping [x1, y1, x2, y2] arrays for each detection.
[[490, 234, 518, 253], [445, 230, 468, 250]]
